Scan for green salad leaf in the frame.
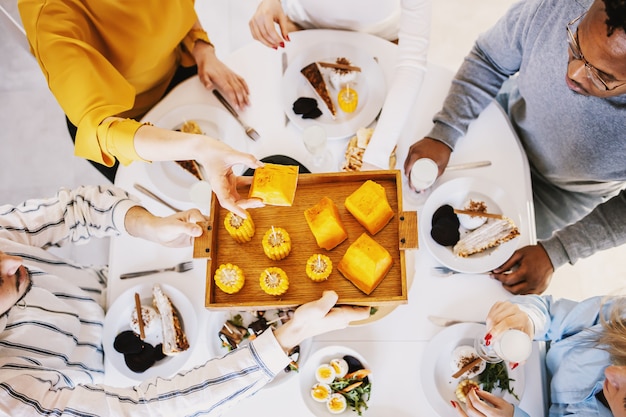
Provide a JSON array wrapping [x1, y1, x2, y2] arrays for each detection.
[[478, 362, 519, 401], [330, 376, 372, 415]]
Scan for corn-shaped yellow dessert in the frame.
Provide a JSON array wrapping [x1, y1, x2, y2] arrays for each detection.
[[262, 226, 291, 260], [224, 210, 255, 243], [259, 267, 289, 296], [306, 254, 333, 282], [214, 263, 245, 294]]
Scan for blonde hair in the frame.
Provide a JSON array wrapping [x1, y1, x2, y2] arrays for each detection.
[[596, 297, 626, 366]]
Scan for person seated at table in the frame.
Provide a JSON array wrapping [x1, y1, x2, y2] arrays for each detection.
[[453, 294, 626, 417], [403, 0, 626, 295], [17, 0, 253, 191], [249, 0, 430, 170], [0, 185, 369, 415]]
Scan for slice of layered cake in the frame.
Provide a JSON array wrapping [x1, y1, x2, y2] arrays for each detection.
[[453, 217, 520, 257], [301, 62, 336, 118]]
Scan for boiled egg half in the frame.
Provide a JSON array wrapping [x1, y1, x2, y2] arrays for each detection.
[[326, 393, 347, 414], [315, 363, 336, 384], [311, 383, 332, 402], [330, 358, 349, 378]]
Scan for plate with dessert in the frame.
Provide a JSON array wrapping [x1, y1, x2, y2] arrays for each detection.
[[281, 43, 386, 139], [103, 283, 198, 382], [299, 346, 373, 416], [206, 309, 312, 386], [420, 177, 522, 274], [421, 323, 525, 415], [145, 104, 248, 202]]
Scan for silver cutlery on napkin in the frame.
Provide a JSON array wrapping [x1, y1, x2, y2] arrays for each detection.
[[212, 89, 260, 141], [120, 261, 194, 279], [428, 315, 485, 327], [133, 183, 182, 213]]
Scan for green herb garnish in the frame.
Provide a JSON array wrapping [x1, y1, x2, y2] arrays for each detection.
[[330, 376, 371, 416], [478, 362, 519, 401]]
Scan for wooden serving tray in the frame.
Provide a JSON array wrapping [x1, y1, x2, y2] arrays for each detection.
[[194, 170, 416, 310]]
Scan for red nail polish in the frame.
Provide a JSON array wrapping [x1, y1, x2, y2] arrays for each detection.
[[510, 362, 519, 370], [280, 42, 285, 48], [484, 333, 492, 346], [272, 46, 278, 50], [450, 400, 457, 408]]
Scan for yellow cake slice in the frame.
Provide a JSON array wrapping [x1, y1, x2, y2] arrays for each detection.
[[345, 180, 394, 235], [304, 196, 348, 250], [338, 233, 392, 295], [248, 163, 299, 206]]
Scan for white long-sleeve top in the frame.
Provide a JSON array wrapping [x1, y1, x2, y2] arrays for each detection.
[[282, 0, 431, 169], [0, 186, 290, 416]]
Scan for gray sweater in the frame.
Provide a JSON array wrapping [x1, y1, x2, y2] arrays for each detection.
[[427, 0, 626, 269]]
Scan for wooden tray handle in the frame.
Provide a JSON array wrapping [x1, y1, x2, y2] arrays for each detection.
[[192, 221, 214, 258], [398, 211, 418, 250]]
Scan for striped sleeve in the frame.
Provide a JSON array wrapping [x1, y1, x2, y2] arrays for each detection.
[[0, 330, 290, 416], [0, 186, 139, 249]]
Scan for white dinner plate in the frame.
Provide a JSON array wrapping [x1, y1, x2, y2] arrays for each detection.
[[206, 310, 311, 387], [420, 177, 522, 273], [299, 345, 372, 416], [421, 323, 525, 415], [145, 104, 248, 202], [103, 283, 198, 382], [281, 43, 386, 139]]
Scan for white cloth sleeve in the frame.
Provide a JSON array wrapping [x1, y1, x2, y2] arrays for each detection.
[[362, 0, 431, 169]]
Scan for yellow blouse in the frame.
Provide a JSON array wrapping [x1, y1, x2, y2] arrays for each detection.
[[18, 0, 199, 166]]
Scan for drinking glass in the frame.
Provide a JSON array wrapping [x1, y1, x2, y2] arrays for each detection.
[[302, 125, 332, 169]]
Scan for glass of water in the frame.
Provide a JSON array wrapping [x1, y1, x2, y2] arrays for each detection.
[[302, 125, 332, 169]]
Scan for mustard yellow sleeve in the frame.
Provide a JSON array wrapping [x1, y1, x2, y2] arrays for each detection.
[[93, 119, 148, 166]]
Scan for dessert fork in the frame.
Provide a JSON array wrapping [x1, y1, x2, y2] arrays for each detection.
[[120, 261, 194, 279], [432, 265, 459, 276], [212, 89, 260, 141]]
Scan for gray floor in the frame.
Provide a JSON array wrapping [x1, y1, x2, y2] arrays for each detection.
[[1, 0, 625, 299]]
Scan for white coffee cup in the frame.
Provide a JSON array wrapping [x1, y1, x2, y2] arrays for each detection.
[[409, 158, 438, 192]]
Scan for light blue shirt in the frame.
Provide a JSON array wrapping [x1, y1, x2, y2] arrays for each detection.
[[512, 295, 614, 417]]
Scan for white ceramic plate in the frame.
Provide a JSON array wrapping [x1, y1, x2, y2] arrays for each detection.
[[420, 177, 522, 273], [421, 323, 525, 415], [299, 345, 372, 416], [282, 43, 386, 139], [206, 310, 312, 387], [103, 283, 198, 381], [145, 104, 248, 202]]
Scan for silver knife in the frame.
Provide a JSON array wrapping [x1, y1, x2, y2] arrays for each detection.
[[428, 315, 485, 327], [212, 89, 260, 141], [281, 52, 289, 125]]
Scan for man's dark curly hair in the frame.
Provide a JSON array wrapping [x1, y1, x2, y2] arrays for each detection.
[[602, 0, 626, 36]]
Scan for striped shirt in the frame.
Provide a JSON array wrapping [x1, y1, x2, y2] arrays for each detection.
[[0, 186, 290, 416]]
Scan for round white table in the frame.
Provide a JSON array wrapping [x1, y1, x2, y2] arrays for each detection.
[[107, 30, 546, 417]]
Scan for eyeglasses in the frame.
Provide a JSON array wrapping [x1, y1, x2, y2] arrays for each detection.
[[566, 13, 626, 91]]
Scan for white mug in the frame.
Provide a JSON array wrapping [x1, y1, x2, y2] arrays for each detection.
[[409, 158, 438, 192]]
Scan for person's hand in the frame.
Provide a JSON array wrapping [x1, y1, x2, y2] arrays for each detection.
[[403, 137, 452, 188], [196, 139, 265, 218], [491, 245, 554, 294], [452, 388, 515, 417], [484, 301, 534, 342], [125, 207, 208, 247], [273, 291, 370, 351], [249, 0, 291, 49], [193, 42, 250, 109]]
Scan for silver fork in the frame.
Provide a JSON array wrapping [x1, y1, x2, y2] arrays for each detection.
[[432, 266, 460, 276], [120, 261, 194, 279], [212, 89, 260, 141]]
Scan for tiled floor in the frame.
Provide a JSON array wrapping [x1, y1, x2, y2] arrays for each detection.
[[1, 0, 624, 299]]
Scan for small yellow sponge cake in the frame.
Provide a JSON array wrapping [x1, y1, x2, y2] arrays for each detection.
[[338, 233, 392, 295], [344, 180, 394, 235], [249, 163, 299, 206], [304, 197, 348, 250]]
